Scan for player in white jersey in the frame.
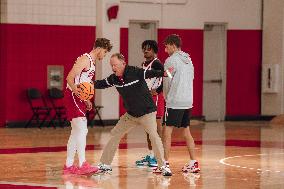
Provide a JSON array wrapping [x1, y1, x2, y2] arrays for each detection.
[[63, 38, 112, 175]]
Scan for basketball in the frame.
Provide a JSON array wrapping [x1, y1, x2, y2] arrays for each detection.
[[77, 82, 94, 101]]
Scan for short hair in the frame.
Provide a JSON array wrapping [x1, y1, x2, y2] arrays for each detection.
[[142, 40, 158, 54], [111, 53, 125, 62], [94, 38, 113, 52], [163, 34, 182, 48]]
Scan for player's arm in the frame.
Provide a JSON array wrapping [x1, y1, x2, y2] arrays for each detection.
[[136, 66, 173, 80], [66, 56, 89, 95], [94, 74, 115, 89], [163, 58, 176, 97], [152, 60, 164, 95]]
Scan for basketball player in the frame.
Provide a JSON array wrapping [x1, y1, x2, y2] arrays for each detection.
[[135, 40, 164, 167], [93, 53, 173, 176], [162, 34, 200, 173], [63, 38, 112, 175]]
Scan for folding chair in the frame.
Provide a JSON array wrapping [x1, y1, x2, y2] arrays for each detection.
[[86, 103, 104, 127], [47, 88, 68, 128], [25, 88, 51, 128]]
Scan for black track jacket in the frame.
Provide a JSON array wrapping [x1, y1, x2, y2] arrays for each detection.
[[94, 65, 164, 117]]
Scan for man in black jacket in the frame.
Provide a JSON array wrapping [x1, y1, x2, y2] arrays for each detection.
[[94, 53, 172, 176]]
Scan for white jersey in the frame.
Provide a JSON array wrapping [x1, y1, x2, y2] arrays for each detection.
[[142, 58, 162, 90], [67, 53, 95, 89]]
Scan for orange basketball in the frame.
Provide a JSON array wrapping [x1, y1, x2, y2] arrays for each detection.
[[77, 82, 94, 101]]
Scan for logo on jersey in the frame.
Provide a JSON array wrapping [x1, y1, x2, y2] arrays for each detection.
[[88, 70, 95, 78]]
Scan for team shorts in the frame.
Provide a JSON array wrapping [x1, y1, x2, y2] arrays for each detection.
[[64, 89, 87, 121], [164, 108, 192, 128]]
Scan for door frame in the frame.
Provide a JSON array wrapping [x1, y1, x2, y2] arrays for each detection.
[[202, 22, 228, 121]]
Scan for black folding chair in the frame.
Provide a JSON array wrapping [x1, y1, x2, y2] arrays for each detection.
[[25, 88, 51, 128], [47, 88, 68, 128], [86, 103, 104, 127]]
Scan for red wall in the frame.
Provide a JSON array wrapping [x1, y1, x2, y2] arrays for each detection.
[[119, 28, 204, 116], [0, 24, 262, 126], [0, 24, 8, 126], [120, 28, 261, 118], [226, 30, 262, 116], [0, 24, 96, 126]]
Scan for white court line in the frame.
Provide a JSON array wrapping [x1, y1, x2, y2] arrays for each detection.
[[219, 153, 284, 173]]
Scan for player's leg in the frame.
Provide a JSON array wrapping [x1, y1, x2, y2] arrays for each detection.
[[181, 109, 200, 173], [99, 113, 137, 172], [140, 112, 172, 176], [71, 116, 98, 175], [63, 89, 97, 175], [64, 118, 79, 175], [163, 108, 183, 163]]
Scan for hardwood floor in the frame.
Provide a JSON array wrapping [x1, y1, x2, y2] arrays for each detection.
[[0, 121, 283, 189]]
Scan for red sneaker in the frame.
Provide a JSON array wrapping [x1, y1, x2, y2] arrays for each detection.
[[76, 162, 99, 175], [63, 165, 78, 175]]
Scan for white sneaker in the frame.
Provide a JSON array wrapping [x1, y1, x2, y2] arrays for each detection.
[[97, 163, 112, 173], [153, 165, 172, 176], [182, 160, 200, 173]]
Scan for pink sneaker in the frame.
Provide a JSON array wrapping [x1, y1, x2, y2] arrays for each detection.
[[182, 161, 200, 173], [63, 165, 78, 175], [76, 162, 99, 175]]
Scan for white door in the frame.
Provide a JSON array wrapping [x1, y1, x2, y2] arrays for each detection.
[[203, 24, 227, 121], [128, 22, 157, 67]]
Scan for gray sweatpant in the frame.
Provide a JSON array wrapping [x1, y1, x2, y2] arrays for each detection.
[[100, 112, 165, 167]]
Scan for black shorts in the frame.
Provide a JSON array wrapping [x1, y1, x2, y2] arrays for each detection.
[[164, 108, 191, 128]]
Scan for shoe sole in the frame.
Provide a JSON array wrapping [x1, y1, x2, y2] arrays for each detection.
[[148, 164, 158, 167], [77, 170, 99, 176], [182, 169, 200, 173], [163, 172, 172, 176]]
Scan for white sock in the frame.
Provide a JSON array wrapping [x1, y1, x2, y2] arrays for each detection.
[[73, 117, 88, 167], [66, 119, 77, 167]]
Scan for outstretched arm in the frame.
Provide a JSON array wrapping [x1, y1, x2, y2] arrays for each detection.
[[93, 75, 115, 89], [136, 67, 174, 80]]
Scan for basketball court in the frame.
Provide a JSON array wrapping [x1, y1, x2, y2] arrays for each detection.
[[1, 0, 284, 189], [0, 121, 283, 188]]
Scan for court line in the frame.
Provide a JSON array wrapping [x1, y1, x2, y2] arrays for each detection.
[[219, 153, 284, 173]]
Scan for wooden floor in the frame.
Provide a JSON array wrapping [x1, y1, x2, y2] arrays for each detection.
[[0, 121, 284, 189]]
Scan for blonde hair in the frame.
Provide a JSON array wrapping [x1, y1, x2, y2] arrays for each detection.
[[111, 53, 126, 62]]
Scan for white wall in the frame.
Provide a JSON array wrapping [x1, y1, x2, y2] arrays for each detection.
[[0, 0, 96, 26], [1, 0, 261, 29], [262, 0, 284, 115], [120, 0, 261, 29], [96, 0, 120, 120]]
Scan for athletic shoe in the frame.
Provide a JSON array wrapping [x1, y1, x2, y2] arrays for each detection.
[[148, 156, 158, 167], [182, 161, 200, 173], [153, 165, 172, 176], [76, 161, 99, 175], [63, 165, 78, 175], [135, 155, 150, 166], [97, 163, 112, 173]]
